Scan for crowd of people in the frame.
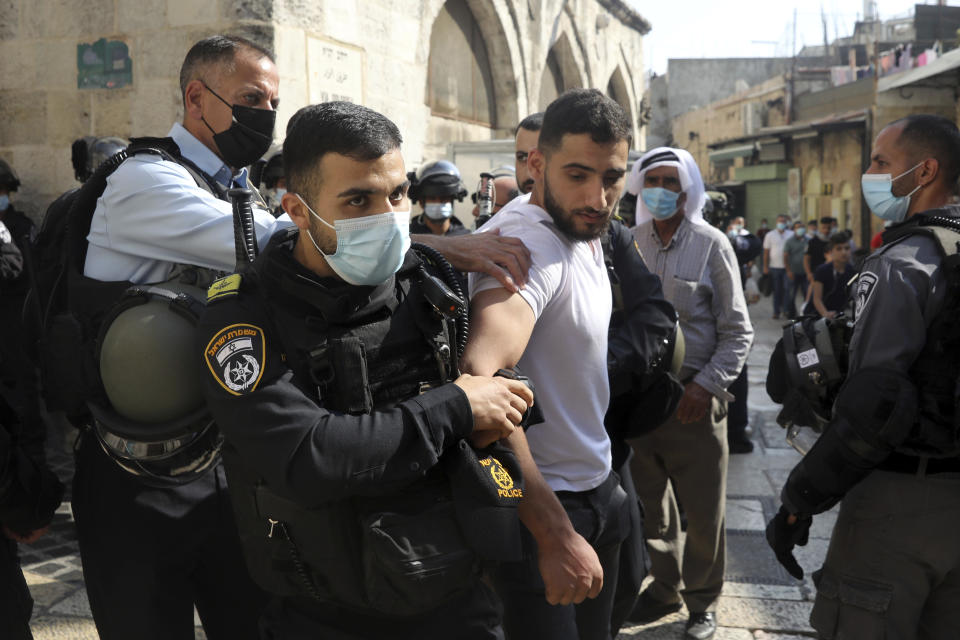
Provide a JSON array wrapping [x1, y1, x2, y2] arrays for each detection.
[[0, 33, 958, 640]]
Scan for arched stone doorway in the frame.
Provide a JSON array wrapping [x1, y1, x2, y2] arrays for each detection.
[[538, 33, 584, 110], [607, 66, 634, 136], [425, 0, 497, 126]]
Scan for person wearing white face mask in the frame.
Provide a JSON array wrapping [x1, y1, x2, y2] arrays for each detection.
[[766, 114, 960, 640], [763, 214, 794, 320], [199, 101, 534, 638], [626, 147, 753, 639], [408, 160, 471, 237]]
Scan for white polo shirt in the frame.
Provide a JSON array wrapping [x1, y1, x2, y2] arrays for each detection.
[[763, 228, 793, 269], [469, 195, 612, 492]]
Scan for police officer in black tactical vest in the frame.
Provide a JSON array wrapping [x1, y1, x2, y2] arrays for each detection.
[[766, 114, 960, 639], [198, 102, 534, 639]]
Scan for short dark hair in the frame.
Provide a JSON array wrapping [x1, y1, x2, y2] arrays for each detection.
[[283, 102, 402, 199], [819, 217, 836, 225], [515, 112, 544, 136], [538, 89, 632, 154], [179, 35, 275, 100], [827, 231, 850, 251], [892, 114, 960, 187]]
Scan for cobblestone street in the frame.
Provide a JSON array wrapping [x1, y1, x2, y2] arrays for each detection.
[[24, 303, 829, 639]]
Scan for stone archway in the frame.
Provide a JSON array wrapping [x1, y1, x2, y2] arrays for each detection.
[[538, 32, 585, 110], [420, 0, 523, 136], [607, 66, 634, 134]]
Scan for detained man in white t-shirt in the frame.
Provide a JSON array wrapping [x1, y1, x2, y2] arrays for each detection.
[[461, 89, 634, 640]]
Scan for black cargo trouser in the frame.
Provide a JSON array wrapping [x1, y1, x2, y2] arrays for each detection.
[[493, 471, 632, 640], [0, 537, 33, 640], [72, 432, 269, 640], [261, 583, 504, 640]]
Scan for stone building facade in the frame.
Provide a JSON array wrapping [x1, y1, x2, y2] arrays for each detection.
[[0, 0, 649, 218]]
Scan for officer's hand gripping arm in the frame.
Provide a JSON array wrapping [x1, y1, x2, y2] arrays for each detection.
[[412, 230, 531, 294]]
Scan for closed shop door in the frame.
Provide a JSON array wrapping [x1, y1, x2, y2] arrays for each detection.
[[745, 180, 788, 231]]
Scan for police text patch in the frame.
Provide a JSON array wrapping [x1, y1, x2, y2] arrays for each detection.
[[854, 271, 878, 321], [480, 456, 522, 499], [204, 323, 265, 395]]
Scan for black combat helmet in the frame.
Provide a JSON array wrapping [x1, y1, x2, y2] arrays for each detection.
[[0, 158, 20, 192]]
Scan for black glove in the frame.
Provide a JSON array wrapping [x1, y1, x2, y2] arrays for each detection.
[[765, 505, 812, 580]]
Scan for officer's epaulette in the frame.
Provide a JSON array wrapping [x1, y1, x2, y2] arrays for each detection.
[[207, 273, 243, 303]]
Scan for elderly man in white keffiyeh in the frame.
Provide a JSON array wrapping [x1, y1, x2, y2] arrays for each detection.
[[624, 147, 754, 640]]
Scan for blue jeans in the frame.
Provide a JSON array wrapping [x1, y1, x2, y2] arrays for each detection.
[[786, 272, 808, 318], [770, 268, 788, 316]]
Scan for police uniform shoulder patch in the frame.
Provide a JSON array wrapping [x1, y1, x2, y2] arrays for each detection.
[[207, 274, 243, 303], [479, 456, 523, 499], [204, 323, 265, 395], [854, 271, 878, 321]]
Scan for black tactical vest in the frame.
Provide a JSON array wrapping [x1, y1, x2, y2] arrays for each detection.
[[41, 137, 229, 415], [882, 210, 960, 457], [223, 243, 479, 616]]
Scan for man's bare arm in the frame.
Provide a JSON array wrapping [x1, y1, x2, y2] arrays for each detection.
[[461, 287, 603, 605], [412, 230, 531, 293]]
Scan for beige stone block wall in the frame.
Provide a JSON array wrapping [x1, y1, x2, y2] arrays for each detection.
[[0, 0, 272, 218], [1, 0, 647, 219], [792, 130, 866, 239]]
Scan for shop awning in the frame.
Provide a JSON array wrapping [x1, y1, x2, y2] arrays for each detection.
[[708, 144, 756, 163]]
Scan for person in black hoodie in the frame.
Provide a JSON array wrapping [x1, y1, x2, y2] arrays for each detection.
[[0, 218, 64, 640]]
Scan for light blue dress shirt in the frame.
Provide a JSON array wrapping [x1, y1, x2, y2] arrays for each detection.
[[84, 122, 293, 284]]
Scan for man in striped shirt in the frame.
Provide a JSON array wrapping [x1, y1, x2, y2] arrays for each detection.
[[626, 147, 753, 640]]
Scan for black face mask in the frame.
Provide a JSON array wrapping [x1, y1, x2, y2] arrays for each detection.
[[202, 83, 276, 169]]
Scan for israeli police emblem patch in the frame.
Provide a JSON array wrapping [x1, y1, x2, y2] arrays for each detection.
[[204, 323, 265, 395], [854, 271, 878, 321]]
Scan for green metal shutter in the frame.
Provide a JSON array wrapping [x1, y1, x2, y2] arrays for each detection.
[[745, 180, 788, 230]]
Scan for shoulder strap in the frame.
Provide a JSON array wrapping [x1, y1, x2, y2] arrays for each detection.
[[126, 137, 227, 201]]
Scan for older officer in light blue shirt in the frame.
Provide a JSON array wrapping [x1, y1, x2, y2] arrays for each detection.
[[72, 35, 280, 640], [84, 121, 290, 283]]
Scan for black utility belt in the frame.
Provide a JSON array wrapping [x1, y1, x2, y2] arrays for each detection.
[[877, 452, 960, 475]]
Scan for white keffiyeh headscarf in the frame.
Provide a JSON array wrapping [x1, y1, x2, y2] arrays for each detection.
[[626, 147, 707, 226]]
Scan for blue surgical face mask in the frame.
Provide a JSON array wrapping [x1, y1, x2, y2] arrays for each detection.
[[296, 194, 411, 286], [776, 221, 787, 231], [861, 162, 923, 223], [641, 187, 681, 220], [0, 195, 8, 211], [726, 229, 738, 239], [423, 202, 453, 220]]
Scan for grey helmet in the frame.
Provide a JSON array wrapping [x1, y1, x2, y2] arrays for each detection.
[[90, 282, 222, 486], [0, 158, 20, 192], [72, 136, 128, 182], [408, 160, 468, 204]]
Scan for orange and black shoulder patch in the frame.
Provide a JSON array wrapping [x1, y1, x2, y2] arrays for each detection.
[[204, 323, 266, 395], [480, 456, 523, 499]]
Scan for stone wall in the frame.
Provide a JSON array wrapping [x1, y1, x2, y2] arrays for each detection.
[[791, 128, 867, 242], [671, 75, 787, 181], [0, 0, 648, 219]]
